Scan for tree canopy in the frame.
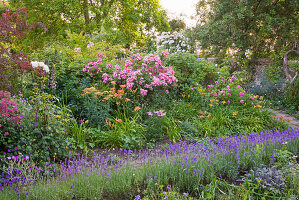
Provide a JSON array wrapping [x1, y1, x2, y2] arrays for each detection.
[[195, 0, 299, 59], [8, 0, 170, 47], [169, 18, 186, 32]]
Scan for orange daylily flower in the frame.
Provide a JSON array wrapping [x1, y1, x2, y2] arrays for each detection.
[[233, 111, 238, 116], [118, 89, 124, 94], [200, 115, 204, 118], [103, 96, 110, 100], [120, 85, 126, 89], [132, 89, 137, 93], [134, 106, 141, 112], [115, 118, 122, 123]]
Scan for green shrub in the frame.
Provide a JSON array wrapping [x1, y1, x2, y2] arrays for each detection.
[[284, 78, 299, 109], [165, 52, 218, 87], [0, 92, 69, 168]]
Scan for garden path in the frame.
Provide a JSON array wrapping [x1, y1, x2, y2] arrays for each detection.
[[269, 109, 299, 129]]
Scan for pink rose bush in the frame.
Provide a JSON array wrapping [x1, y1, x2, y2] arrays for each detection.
[[81, 52, 178, 102]]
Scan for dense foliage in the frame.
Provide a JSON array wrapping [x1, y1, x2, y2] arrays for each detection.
[[0, 7, 46, 92], [195, 0, 298, 59], [0, 1, 298, 199], [8, 0, 170, 48]]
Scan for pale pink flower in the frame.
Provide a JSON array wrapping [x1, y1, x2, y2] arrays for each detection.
[[140, 89, 148, 96]]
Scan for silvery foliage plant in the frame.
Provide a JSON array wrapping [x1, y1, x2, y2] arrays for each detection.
[[238, 165, 287, 190], [156, 31, 191, 53]]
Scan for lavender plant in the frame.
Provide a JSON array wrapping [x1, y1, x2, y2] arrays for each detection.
[[0, 128, 298, 199]]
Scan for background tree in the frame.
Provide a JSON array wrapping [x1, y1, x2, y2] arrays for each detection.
[[169, 18, 186, 32], [195, 0, 298, 60], [7, 0, 170, 49]]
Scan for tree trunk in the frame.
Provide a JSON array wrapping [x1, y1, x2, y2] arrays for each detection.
[[82, 0, 90, 33], [283, 48, 298, 86]]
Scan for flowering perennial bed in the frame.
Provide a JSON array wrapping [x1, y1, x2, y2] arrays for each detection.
[[0, 128, 298, 199]]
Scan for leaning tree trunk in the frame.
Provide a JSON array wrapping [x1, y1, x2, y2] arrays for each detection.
[[283, 48, 298, 86]]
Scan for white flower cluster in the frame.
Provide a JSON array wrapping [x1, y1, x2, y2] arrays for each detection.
[[31, 61, 49, 73], [245, 49, 252, 58], [156, 31, 191, 53]]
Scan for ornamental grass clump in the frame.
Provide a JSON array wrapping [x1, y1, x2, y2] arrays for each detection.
[[0, 128, 298, 199]]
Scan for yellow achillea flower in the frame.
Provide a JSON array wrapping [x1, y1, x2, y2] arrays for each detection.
[[209, 104, 213, 107], [182, 94, 186, 98]]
